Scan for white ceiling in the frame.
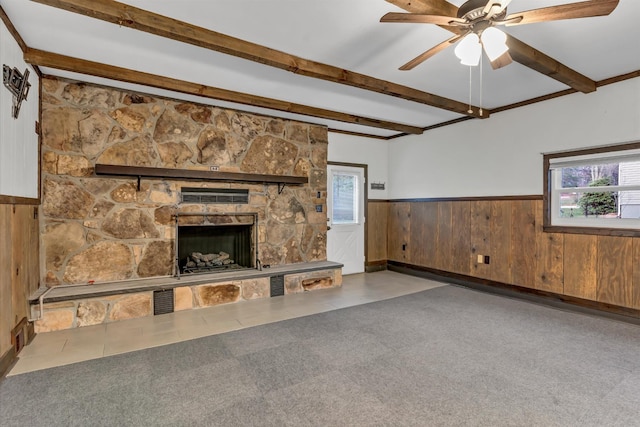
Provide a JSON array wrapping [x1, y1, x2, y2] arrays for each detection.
[[2, 0, 639, 138]]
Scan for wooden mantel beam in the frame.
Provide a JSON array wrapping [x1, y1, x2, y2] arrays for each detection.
[[385, 0, 597, 93], [31, 0, 486, 118], [24, 49, 424, 135]]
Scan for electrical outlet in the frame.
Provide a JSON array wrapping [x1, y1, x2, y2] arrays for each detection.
[[484, 255, 491, 264], [477, 254, 484, 263]]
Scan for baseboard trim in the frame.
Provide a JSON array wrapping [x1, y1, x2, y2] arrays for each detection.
[[0, 347, 17, 379], [365, 260, 387, 272], [387, 261, 640, 324]]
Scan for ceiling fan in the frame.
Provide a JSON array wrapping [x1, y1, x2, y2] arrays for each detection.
[[381, 0, 620, 71]]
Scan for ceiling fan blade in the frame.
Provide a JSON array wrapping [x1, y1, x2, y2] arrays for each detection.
[[380, 12, 465, 26], [504, 0, 619, 26], [385, 0, 458, 17], [399, 34, 462, 70], [489, 51, 512, 70], [483, 0, 513, 16]]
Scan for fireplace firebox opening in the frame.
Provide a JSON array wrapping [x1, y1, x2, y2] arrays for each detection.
[[174, 213, 258, 277]]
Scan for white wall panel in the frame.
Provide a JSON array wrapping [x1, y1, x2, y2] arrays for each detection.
[[0, 20, 39, 199], [328, 132, 389, 200], [388, 78, 640, 199]]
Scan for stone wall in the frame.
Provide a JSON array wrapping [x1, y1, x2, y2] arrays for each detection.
[[41, 77, 328, 287]]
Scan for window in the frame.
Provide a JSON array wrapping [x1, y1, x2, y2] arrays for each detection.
[[545, 142, 640, 235], [331, 172, 359, 225]]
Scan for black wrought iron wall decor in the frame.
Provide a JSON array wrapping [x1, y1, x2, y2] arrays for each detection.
[[2, 65, 31, 119]]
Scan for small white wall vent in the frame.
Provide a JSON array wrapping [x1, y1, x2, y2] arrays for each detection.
[[181, 187, 249, 204]]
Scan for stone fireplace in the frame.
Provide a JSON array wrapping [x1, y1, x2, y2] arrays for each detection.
[[175, 213, 257, 276], [40, 76, 329, 287], [32, 77, 343, 333]]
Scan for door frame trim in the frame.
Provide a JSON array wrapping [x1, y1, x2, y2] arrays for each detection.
[[327, 161, 368, 268]]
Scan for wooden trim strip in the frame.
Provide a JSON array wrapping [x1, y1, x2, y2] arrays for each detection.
[[385, 70, 640, 139], [0, 347, 17, 378], [543, 140, 640, 160], [32, 0, 486, 118], [26, 50, 424, 135], [328, 129, 389, 140], [388, 261, 640, 321], [543, 225, 640, 238], [0, 195, 40, 205], [365, 260, 388, 273], [597, 70, 640, 87], [95, 164, 308, 185], [387, 195, 543, 203], [492, 89, 576, 114]]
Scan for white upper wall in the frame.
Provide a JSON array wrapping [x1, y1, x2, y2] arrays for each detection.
[[0, 19, 39, 199], [328, 132, 389, 199], [388, 78, 640, 199]]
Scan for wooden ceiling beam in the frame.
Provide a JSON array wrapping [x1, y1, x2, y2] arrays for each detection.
[[505, 35, 596, 93], [31, 0, 486, 118], [386, 0, 597, 94], [24, 48, 424, 135]]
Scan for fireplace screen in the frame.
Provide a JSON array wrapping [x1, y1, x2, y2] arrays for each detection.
[[175, 213, 257, 276]]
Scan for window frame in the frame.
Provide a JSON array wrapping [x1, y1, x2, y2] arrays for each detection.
[[543, 141, 640, 237]]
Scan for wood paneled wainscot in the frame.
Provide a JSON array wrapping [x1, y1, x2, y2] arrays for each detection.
[[383, 198, 640, 313], [366, 201, 388, 267], [0, 204, 40, 376]]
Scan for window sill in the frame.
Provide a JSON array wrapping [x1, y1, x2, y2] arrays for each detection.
[[543, 225, 640, 237]]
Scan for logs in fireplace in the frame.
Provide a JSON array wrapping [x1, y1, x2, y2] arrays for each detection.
[[184, 251, 238, 273]]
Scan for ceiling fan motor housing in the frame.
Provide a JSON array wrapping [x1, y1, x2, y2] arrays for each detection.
[[458, 0, 507, 21]]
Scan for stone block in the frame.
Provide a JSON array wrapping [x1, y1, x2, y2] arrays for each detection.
[[137, 241, 173, 277], [63, 241, 133, 284], [44, 222, 85, 270], [241, 278, 270, 300], [77, 301, 107, 327], [174, 287, 193, 311], [302, 277, 333, 291], [195, 283, 241, 307], [42, 178, 95, 220], [102, 208, 159, 239], [153, 108, 202, 144], [285, 269, 341, 294], [56, 154, 93, 177], [96, 136, 158, 167], [35, 309, 75, 332], [284, 275, 303, 294], [109, 293, 152, 321]]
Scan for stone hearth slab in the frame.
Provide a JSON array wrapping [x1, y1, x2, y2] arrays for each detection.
[[31, 261, 343, 304]]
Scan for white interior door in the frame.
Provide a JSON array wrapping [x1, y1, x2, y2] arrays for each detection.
[[327, 164, 365, 275]]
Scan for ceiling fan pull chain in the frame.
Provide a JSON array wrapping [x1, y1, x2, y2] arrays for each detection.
[[467, 65, 473, 114], [479, 54, 484, 117]]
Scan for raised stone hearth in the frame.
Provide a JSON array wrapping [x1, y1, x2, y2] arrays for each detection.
[[32, 262, 342, 332]]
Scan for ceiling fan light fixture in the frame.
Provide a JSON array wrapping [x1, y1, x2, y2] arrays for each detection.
[[481, 27, 508, 61], [454, 33, 482, 66]]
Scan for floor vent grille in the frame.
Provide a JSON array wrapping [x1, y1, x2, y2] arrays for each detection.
[[270, 275, 285, 297], [154, 289, 174, 315]]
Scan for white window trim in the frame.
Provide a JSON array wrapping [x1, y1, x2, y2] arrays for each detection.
[[548, 146, 640, 230]]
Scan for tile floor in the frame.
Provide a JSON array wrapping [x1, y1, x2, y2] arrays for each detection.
[[8, 270, 446, 376]]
